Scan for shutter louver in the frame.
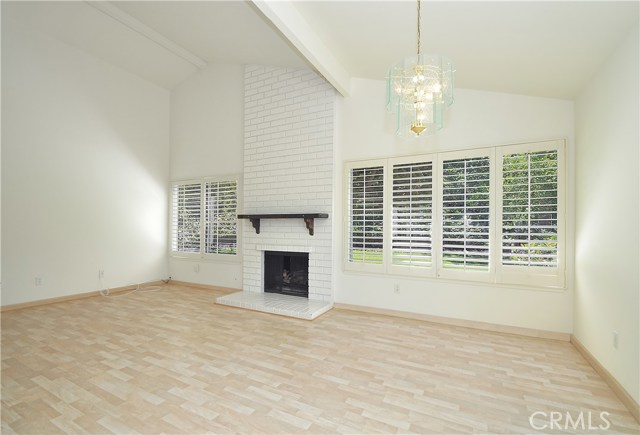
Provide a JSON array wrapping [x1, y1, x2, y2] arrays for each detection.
[[442, 157, 491, 271], [502, 150, 558, 267], [392, 161, 433, 268], [348, 166, 384, 264], [171, 183, 201, 253], [205, 181, 238, 255]]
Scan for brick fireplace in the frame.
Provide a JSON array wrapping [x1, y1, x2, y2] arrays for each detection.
[[239, 65, 335, 305]]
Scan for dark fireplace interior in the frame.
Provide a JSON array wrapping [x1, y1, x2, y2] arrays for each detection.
[[264, 251, 309, 298]]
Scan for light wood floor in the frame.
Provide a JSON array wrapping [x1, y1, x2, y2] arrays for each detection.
[[2, 284, 638, 434]]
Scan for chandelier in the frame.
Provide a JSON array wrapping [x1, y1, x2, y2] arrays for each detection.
[[386, 0, 454, 136]]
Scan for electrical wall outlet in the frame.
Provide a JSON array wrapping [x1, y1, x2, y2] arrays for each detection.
[[98, 270, 105, 279], [393, 284, 400, 293], [613, 331, 619, 349], [194, 264, 200, 273], [35, 277, 42, 286]]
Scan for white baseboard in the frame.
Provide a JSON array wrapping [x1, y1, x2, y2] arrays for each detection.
[[571, 335, 639, 423], [333, 302, 571, 341]]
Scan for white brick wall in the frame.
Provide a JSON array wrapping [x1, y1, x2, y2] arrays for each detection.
[[242, 65, 335, 302]]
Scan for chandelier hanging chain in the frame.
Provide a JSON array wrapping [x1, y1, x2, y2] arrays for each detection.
[[416, 0, 421, 56]]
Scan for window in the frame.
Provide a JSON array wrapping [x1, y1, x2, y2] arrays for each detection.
[[347, 165, 384, 268], [391, 159, 434, 273], [438, 150, 493, 281], [501, 151, 558, 266], [344, 140, 565, 288], [171, 183, 201, 253], [204, 181, 238, 255], [441, 157, 491, 270], [171, 178, 239, 258], [497, 142, 564, 287]]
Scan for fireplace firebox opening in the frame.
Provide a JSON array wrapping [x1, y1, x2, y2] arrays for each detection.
[[264, 251, 309, 298]]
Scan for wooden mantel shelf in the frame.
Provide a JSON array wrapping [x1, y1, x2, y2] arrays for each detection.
[[237, 213, 329, 236]]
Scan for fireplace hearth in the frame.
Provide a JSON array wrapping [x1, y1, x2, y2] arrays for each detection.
[[264, 251, 309, 298]]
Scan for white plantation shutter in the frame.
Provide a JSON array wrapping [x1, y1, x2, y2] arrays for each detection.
[[502, 150, 558, 267], [171, 177, 239, 258], [441, 156, 491, 273], [171, 182, 202, 253], [391, 160, 433, 270], [347, 165, 384, 265], [343, 140, 565, 288], [205, 181, 238, 255]]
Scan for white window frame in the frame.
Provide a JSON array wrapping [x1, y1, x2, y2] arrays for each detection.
[[170, 180, 202, 258], [496, 140, 565, 287], [170, 175, 241, 261], [436, 148, 495, 283], [343, 139, 566, 290], [344, 160, 387, 274], [387, 154, 436, 278]]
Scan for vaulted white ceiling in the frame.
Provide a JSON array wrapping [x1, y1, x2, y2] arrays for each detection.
[[294, 1, 639, 99], [3, 1, 638, 99]]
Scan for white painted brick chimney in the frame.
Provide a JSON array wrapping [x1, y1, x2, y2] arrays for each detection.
[[242, 65, 335, 302]]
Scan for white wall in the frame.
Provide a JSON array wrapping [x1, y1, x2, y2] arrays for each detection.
[[0, 4, 3, 296], [169, 64, 244, 288], [334, 79, 576, 333], [574, 23, 639, 403], [1, 19, 170, 305]]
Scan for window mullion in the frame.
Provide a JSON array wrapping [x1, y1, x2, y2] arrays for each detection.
[[527, 155, 532, 267], [217, 183, 220, 253], [493, 149, 502, 282], [488, 147, 496, 279], [433, 155, 441, 277], [463, 159, 468, 267], [200, 182, 206, 257], [384, 159, 392, 273]]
